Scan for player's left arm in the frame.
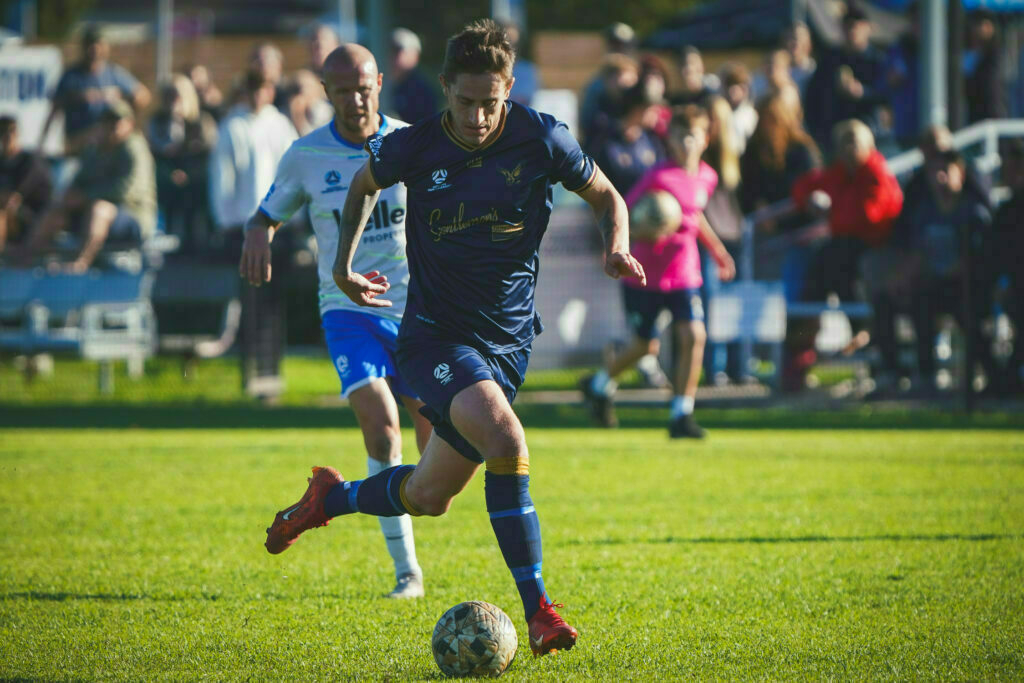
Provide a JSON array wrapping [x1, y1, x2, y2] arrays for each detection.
[[697, 212, 736, 282], [331, 162, 392, 308], [578, 166, 646, 286]]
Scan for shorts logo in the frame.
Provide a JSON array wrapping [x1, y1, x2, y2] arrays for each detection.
[[366, 135, 383, 161], [325, 170, 341, 185], [433, 362, 453, 385], [335, 355, 349, 377], [428, 169, 451, 192]]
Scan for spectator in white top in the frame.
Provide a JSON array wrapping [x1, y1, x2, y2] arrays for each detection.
[[209, 69, 296, 232], [208, 68, 297, 401]]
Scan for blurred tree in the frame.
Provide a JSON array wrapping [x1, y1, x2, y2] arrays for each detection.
[[525, 0, 703, 37], [35, 0, 96, 41]]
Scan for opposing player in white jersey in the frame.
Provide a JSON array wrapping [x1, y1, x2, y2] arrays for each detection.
[[239, 44, 430, 598]]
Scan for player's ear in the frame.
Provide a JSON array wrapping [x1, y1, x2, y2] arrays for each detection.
[[376, 72, 383, 88], [439, 74, 448, 95], [504, 76, 515, 99]]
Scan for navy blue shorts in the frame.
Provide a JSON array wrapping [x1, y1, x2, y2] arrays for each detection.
[[396, 336, 530, 464], [622, 285, 704, 340]]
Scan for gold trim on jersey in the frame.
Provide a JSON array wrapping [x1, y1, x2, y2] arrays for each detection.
[[442, 104, 508, 153], [568, 166, 598, 194]]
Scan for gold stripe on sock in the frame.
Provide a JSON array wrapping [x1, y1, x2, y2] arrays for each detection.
[[398, 471, 424, 517], [485, 455, 530, 476]]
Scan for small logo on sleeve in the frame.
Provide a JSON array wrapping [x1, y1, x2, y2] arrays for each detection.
[[366, 135, 383, 161]]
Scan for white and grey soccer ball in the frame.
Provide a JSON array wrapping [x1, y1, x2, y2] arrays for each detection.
[[431, 601, 518, 677]]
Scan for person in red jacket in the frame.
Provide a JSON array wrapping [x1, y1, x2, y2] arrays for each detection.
[[783, 118, 903, 390]]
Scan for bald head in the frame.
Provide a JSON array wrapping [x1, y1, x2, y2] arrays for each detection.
[[322, 44, 378, 79], [321, 44, 384, 143]]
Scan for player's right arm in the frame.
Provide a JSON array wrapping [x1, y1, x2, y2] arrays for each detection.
[[331, 161, 392, 308], [578, 165, 647, 286], [239, 211, 282, 286], [240, 144, 305, 286]]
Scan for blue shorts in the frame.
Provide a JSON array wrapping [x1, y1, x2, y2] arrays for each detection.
[[396, 336, 530, 464], [322, 309, 416, 399], [622, 285, 704, 340]]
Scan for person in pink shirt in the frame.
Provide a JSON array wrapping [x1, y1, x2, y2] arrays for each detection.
[[582, 105, 735, 438]]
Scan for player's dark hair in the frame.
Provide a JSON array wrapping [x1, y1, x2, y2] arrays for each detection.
[[442, 19, 515, 85], [669, 104, 710, 133], [0, 116, 16, 135]]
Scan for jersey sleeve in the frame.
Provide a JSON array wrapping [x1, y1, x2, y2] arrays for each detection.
[[365, 130, 405, 188], [547, 120, 597, 193], [257, 144, 307, 223]]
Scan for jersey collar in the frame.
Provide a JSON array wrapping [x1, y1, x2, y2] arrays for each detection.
[[330, 113, 388, 150], [441, 101, 509, 153]]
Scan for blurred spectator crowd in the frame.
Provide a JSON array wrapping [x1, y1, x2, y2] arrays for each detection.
[[0, 3, 1021, 399]]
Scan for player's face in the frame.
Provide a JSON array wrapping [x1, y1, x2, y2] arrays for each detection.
[[323, 64, 382, 139], [442, 72, 513, 147]]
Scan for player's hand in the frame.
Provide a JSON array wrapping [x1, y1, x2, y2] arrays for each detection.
[[605, 251, 646, 287], [334, 269, 393, 308], [715, 250, 736, 282], [239, 227, 272, 286]]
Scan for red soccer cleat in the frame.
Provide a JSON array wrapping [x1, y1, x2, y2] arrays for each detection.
[[528, 597, 578, 656], [264, 466, 344, 554]]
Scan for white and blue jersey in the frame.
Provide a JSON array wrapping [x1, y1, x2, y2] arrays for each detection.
[[366, 101, 597, 354], [259, 115, 413, 397], [259, 115, 409, 322]]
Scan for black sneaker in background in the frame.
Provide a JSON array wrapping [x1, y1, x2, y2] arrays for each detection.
[[578, 375, 618, 428], [669, 414, 706, 439]]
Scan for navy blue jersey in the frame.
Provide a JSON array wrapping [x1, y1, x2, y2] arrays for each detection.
[[366, 101, 596, 354]]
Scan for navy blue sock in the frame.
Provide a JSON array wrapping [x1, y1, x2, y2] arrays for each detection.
[[323, 464, 416, 518], [485, 470, 547, 622]]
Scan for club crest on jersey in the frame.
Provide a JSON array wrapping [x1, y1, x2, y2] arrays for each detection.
[[325, 170, 341, 185], [428, 168, 451, 192], [498, 162, 523, 186]]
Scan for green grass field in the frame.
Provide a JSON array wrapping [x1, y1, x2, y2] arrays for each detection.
[[2, 388, 1023, 680]]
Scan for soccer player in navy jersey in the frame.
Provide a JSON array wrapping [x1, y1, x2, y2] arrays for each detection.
[[264, 19, 646, 657]]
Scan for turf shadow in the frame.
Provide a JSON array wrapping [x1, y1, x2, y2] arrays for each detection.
[[572, 532, 1024, 546], [0, 402, 1020, 431]]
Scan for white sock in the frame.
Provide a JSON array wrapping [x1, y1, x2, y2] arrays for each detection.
[[591, 369, 617, 396], [368, 457, 420, 578], [670, 395, 695, 419]]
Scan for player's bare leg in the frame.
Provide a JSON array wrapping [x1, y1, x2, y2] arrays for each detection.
[[581, 336, 659, 428], [448, 380, 578, 656], [349, 379, 424, 598], [669, 319, 707, 439]]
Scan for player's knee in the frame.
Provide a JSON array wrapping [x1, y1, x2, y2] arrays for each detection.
[[365, 425, 401, 463], [480, 423, 526, 462], [405, 484, 452, 517], [645, 338, 661, 357]]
